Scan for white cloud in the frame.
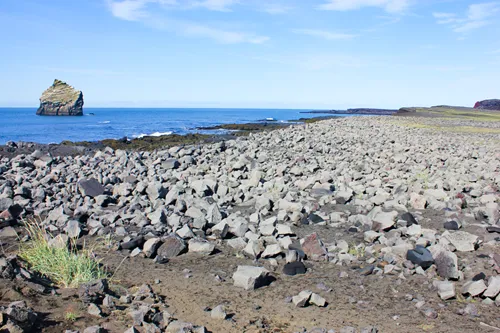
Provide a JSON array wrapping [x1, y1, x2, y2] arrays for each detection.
[[260, 3, 293, 14], [189, 0, 239, 12], [318, 0, 410, 13], [292, 29, 357, 40], [434, 2, 500, 33], [106, 0, 268, 44]]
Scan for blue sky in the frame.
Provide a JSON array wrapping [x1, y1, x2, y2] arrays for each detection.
[[1, 0, 499, 109]]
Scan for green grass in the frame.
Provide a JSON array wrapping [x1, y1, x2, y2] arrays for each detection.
[[19, 219, 107, 288], [64, 310, 78, 322]]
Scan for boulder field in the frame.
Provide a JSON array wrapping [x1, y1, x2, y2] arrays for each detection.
[[0, 116, 499, 332]]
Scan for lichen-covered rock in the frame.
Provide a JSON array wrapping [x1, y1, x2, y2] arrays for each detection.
[[474, 99, 500, 110], [36, 79, 84, 116]]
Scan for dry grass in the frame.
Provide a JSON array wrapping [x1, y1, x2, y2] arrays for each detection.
[[18, 218, 107, 288]]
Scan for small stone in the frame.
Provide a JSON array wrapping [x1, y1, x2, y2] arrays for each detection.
[[444, 221, 460, 230], [310, 293, 327, 307], [437, 281, 456, 300], [210, 305, 227, 320], [87, 303, 102, 317], [401, 212, 418, 226], [421, 307, 438, 319], [83, 326, 105, 333], [143, 237, 162, 258], [293, 290, 312, 307]]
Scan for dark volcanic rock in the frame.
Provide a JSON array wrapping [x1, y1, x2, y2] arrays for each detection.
[[36, 79, 84, 116], [283, 262, 307, 276], [474, 99, 500, 110], [78, 178, 105, 197], [155, 234, 187, 263], [400, 212, 418, 227], [407, 246, 434, 269]]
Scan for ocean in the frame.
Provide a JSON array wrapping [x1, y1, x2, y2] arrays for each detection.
[[0, 108, 353, 145]]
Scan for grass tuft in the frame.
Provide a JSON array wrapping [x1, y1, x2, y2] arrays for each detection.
[[18, 218, 107, 288]]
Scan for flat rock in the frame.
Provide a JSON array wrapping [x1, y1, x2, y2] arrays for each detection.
[[462, 280, 487, 297], [484, 276, 500, 298], [444, 231, 478, 252]]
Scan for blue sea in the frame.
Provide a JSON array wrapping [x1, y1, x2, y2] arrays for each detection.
[[0, 108, 352, 145]]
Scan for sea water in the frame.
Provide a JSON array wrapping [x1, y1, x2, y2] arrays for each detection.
[[0, 108, 353, 145]]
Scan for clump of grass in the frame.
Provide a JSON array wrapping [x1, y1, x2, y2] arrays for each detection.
[[64, 310, 78, 322], [18, 219, 107, 288]]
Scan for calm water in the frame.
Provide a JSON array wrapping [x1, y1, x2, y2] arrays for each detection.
[[0, 108, 353, 144]]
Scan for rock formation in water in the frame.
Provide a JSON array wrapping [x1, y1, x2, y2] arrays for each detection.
[[36, 79, 84, 116], [474, 99, 500, 111]]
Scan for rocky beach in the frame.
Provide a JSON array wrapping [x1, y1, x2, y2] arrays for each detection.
[[1, 111, 500, 333]]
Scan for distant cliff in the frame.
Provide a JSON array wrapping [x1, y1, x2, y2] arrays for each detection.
[[474, 99, 500, 111], [302, 108, 397, 115], [36, 79, 84, 116]]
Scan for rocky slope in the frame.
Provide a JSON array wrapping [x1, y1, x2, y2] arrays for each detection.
[[36, 79, 84, 116], [474, 99, 500, 111], [0, 116, 499, 332]]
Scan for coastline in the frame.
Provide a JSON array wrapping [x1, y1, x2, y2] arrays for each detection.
[[0, 115, 341, 158]]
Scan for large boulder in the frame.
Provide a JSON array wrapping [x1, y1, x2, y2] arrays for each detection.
[[474, 99, 500, 110], [36, 79, 84, 116]]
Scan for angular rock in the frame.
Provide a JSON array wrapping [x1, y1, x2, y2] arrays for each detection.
[[188, 238, 215, 255], [301, 232, 327, 261], [462, 280, 487, 297], [155, 235, 186, 262], [210, 305, 227, 320], [78, 178, 105, 197], [310, 293, 327, 307], [232, 266, 271, 290], [143, 237, 162, 258], [292, 290, 312, 307], [444, 231, 478, 252], [484, 276, 500, 298], [437, 281, 456, 300], [430, 246, 459, 280]]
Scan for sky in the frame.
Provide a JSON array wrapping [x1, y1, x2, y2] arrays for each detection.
[[0, 0, 499, 109]]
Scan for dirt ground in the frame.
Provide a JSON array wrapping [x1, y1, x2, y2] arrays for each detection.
[[1, 208, 499, 333]]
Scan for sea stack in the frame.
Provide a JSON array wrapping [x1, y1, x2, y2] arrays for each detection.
[[36, 79, 84, 116]]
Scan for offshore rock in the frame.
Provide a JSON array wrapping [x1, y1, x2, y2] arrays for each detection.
[[36, 79, 84, 116]]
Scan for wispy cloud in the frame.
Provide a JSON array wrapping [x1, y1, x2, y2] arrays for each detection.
[[292, 29, 357, 40], [260, 3, 293, 14], [433, 2, 500, 33], [188, 0, 239, 12], [106, 0, 269, 44], [318, 0, 411, 13]]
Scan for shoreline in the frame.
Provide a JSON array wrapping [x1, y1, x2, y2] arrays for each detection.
[[0, 115, 343, 158]]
